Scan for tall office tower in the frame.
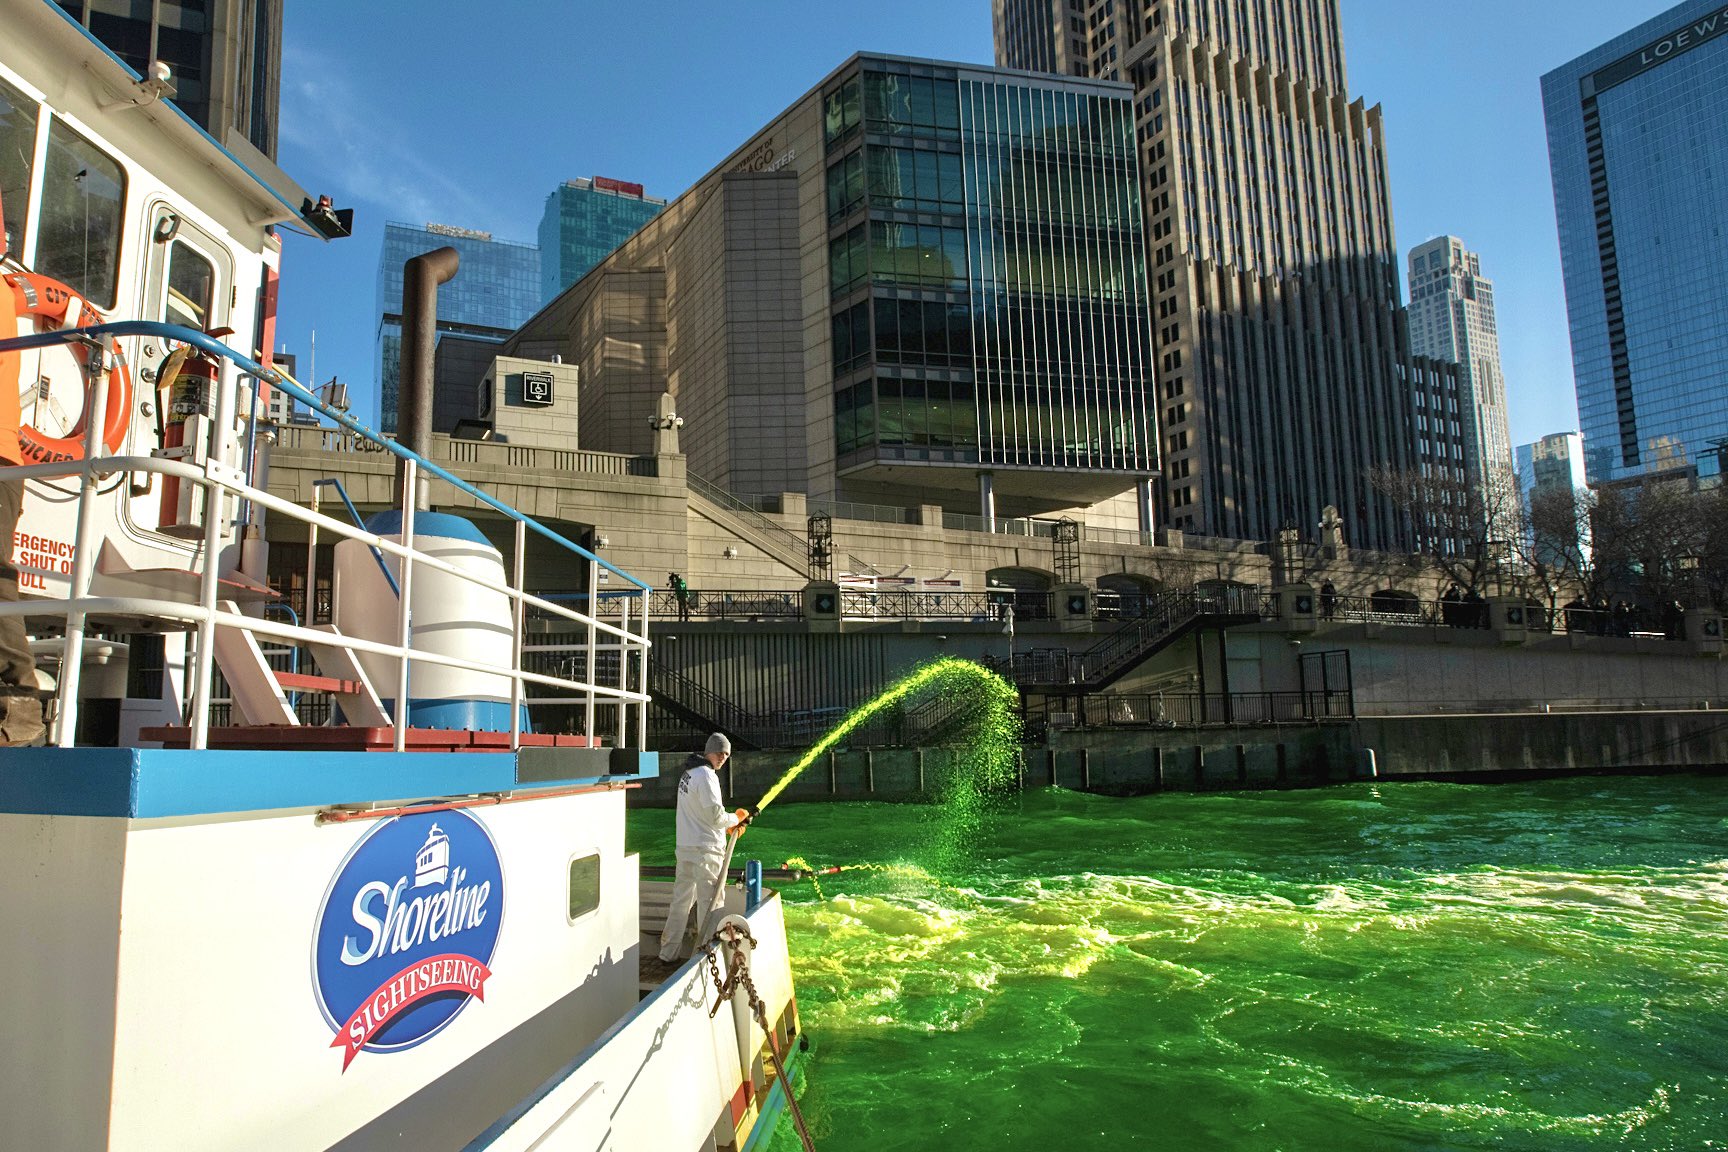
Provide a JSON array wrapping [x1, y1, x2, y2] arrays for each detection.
[[538, 178, 667, 302], [994, 0, 1453, 551], [52, 0, 282, 159], [1516, 432, 1588, 502], [1407, 237, 1512, 493], [506, 55, 1157, 517], [1516, 431, 1589, 569], [1543, 0, 1728, 487], [375, 222, 540, 434]]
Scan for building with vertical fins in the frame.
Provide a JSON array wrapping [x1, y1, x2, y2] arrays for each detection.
[[376, 222, 541, 434], [1407, 236, 1512, 494], [993, 0, 1458, 550], [537, 178, 667, 303], [52, 0, 282, 160], [1542, 0, 1728, 488], [503, 54, 1159, 522]]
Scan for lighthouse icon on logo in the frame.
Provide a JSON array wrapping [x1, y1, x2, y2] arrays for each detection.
[[415, 824, 450, 887]]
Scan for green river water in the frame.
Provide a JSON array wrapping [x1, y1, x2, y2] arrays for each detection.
[[628, 774, 1728, 1150]]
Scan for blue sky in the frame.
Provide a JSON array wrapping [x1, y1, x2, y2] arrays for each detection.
[[274, 0, 1676, 449]]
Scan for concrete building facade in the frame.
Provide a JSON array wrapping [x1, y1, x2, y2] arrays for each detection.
[[537, 177, 666, 302], [375, 221, 541, 434], [1543, 0, 1728, 487], [992, 0, 1462, 551], [503, 54, 1161, 524], [1408, 236, 1512, 496]]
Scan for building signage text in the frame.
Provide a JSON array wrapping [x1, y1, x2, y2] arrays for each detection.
[[731, 136, 799, 175], [1590, 6, 1728, 94]]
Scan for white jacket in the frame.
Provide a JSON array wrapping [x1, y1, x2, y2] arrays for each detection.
[[674, 755, 739, 858]]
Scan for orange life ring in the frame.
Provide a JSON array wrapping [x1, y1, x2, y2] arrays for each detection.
[[5, 271, 133, 464]]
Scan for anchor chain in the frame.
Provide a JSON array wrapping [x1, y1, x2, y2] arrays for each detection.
[[703, 920, 817, 1152]]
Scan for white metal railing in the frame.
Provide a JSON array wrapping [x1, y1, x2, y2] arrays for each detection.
[[0, 323, 652, 752]]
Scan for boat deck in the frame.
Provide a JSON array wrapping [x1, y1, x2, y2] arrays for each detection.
[[635, 874, 751, 995]]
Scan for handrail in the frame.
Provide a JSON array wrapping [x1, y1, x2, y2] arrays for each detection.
[[0, 320, 650, 591], [0, 455, 652, 745], [0, 321, 652, 750], [686, 470, 808, 560]]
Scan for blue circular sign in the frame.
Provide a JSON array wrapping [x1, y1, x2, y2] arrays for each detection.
[[312, 809, 505, 1070]]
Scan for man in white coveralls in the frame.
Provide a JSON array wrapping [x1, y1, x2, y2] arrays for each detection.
[[658, 732, 752, 962]]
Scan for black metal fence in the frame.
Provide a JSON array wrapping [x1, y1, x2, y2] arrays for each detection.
[[1032, 690, 1355, 730]]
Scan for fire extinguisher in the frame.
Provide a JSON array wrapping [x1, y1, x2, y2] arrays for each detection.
[[156, 346, 217, 536]]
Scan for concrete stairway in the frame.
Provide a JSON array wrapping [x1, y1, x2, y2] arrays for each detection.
[[685, 472, 808, 576]]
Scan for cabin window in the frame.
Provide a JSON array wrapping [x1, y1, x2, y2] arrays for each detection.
[[165, 240, 215, 330], [0, 77, 36, 259], [36, 118, 126, 310], [568, 853, 601, 923]]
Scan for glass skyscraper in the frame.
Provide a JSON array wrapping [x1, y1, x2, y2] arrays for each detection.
[[538, 178, 666, 302], [375, 222, 540, 433], [53, 0, 282, 158], [1543, 0, 1728, 486], [826, 60, 1157, 494], [505, 54, 1157, 518]]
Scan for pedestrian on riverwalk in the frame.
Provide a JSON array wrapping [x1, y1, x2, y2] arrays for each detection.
[[669, 571, 691, 621], [657, 732, 752, 963]]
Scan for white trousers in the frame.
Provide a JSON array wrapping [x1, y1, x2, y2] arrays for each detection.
[[658, 851, 727, 961]]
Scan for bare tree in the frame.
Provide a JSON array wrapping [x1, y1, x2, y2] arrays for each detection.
[[1369, 464, 1527, 596]]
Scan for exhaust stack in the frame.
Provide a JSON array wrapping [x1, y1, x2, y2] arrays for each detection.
[[396, 246, 460, 510]]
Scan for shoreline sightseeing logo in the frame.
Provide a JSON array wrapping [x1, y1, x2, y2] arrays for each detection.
[[313, 810, 504, 1071]]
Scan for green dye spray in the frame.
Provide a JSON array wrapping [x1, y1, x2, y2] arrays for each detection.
[[753, 656, 1022, 816]]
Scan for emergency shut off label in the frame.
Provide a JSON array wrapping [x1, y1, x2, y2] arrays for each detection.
[[13, 532, 73, 590]]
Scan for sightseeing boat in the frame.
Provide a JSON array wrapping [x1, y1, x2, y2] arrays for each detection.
[[0, 3, 808, 1148]]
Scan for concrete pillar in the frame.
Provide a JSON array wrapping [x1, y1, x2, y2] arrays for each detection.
[[1275, 583, 1317, 632], [1488, 596, 1527, 645], [1055, 582, 1091, 632], [1685, 608, 1723, 655], [978, 472, 996, 532], [803, 580, 841, 633]]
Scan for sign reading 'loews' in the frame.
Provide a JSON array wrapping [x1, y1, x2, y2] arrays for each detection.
[[1589, 5, 1728, 94], [312, 811, 505, 1071]]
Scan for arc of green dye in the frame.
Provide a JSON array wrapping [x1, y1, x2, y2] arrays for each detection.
[[753, 656, 1020, 813]]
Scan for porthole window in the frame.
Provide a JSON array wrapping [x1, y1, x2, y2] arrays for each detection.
[[568, 853, 601, 923]]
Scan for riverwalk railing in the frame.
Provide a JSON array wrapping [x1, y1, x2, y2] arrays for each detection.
[[1030, 690, 1355, 731], [652, 589, 803, 621], [0, 320, 653, 751]]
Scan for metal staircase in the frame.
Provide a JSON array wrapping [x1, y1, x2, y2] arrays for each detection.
[[999, 586, 1265, 693], [647, 662, 774, 750]]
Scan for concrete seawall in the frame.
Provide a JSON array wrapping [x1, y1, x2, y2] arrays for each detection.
[[631, 710, 1728, 805]]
